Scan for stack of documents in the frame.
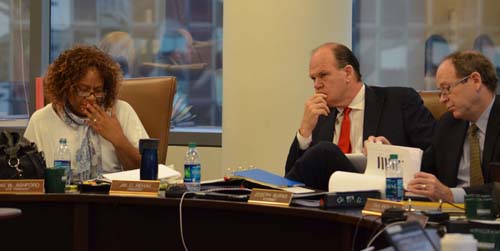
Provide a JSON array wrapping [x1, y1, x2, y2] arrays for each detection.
[[329, 143, 423, 197]]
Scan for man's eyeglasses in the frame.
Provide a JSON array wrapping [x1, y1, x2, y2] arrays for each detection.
[[74, 86, 106, 98], [438, 74, 472, 98]]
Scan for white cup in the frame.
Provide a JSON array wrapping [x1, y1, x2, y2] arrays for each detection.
[[441, 233, 477, 251]]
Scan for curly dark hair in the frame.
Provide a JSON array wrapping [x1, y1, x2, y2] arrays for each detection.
[[45, 45, 123, 109]]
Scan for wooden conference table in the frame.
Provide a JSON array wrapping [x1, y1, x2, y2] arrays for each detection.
[[0, 193, 382, 251]]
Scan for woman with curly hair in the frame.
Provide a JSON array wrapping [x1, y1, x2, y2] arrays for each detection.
[[24, 45, 148, 180]]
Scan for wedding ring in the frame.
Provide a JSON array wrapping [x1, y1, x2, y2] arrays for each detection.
[[421, 184, 427, 190], [93, 118, 97, 123]]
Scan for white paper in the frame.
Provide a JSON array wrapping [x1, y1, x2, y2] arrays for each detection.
[[329, 171, 386, 197], [281, 187, 315, 194], [292, 199, 321, 207], [468, 219, 500, 225], [328, 143, 423, 195], [102, 164, 180, 181], [365, 142, 423, 187]]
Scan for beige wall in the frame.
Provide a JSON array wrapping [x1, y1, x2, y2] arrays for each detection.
[[166, 0, 352, 180]]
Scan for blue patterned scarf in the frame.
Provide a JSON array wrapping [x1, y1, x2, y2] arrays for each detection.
[[59, 103, 103, 180]]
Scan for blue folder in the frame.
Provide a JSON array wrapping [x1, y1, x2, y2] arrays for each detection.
[[232, 168, 305, 188]]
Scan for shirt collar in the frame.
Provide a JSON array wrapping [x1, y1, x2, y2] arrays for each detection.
[[472, 96, 495, 134], [337, 84, 365, 113]]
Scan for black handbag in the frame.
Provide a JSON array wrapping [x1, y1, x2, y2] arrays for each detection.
[[0, 131, 46, 179]]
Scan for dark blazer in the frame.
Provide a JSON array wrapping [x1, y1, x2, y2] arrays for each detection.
[[421, 96, 500, 194], [285, 85, 437, 174]]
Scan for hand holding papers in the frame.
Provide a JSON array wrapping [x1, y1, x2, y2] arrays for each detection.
[[364, 142, 423, 187], [329, 142, 423, 196]]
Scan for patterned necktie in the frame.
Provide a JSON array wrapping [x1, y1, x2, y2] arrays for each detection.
[[338, 107, 352, 153], [468, 123, 484, 186]]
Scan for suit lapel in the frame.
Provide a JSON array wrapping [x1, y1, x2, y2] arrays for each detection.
[[482, 97, 500, 180], [363, 86, 384, 140], [444, 120, 468, 186]]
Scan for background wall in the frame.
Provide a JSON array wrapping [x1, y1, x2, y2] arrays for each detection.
[[166, 0, 352, 180]]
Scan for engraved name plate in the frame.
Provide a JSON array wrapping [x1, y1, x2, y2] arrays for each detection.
[[109, 180, 160, 197], [362, 198, 404, 216], [248, 188, 292, 207], [0, 180, 44, 194]]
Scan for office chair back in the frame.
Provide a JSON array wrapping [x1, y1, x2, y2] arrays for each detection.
[[418, 90, 447, 120], [118, 77, 176, 164]]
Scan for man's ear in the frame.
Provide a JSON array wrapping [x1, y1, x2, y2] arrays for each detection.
[[343, 65, 355, 82], [471, 72, 482, 91]]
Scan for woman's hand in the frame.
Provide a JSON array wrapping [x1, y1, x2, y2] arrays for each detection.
[[83, 103, 125, 145], [82, 103, 141, 170]]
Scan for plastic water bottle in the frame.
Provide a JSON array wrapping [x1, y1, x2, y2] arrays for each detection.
[[54, 138, 72, 185], [184, 142, 201, 191], [385, 154, 403, 201]]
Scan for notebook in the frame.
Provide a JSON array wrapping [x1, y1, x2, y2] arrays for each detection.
[[231, 168, 305, 188]]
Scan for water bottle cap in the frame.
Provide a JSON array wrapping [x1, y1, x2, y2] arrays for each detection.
[[59, 138, 67, 144], [389, 154, 398, 159], [139, 138, 159, 153], [188, 142, 197, 148]]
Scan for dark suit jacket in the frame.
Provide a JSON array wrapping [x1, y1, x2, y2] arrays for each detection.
[[421, 96, 500, 194], [285, 85, 437, 174]]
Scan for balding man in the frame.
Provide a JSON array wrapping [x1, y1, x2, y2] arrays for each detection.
[[285, 42, 436, 190]]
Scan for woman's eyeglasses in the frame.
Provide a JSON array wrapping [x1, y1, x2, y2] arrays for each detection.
[[74, 86, 106, 98]]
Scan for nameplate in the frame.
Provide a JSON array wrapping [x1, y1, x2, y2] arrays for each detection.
[[0, 180, 45, 194], [248, 188, 292, 207], [109, 180, 160, 197], [362, 198, 404, 216]]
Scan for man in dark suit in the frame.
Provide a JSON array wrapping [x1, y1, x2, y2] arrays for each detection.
[[407, 50, 500, 203], [285, 42, 436, 190]]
